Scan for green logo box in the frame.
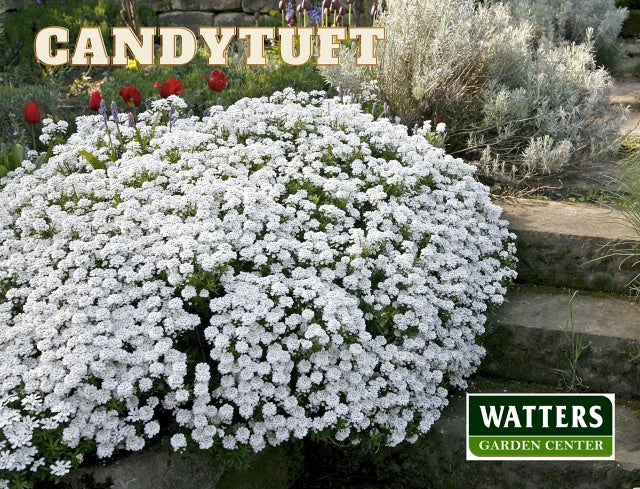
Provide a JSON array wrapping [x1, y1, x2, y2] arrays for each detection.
[[466, 393, 615, 461]]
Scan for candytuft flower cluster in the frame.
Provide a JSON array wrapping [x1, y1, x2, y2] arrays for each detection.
[[0, 89, 515, 482]]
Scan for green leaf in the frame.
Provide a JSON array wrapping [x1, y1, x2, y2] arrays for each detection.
[[10, 142, 26, 169], [78, 150, 106, 170]]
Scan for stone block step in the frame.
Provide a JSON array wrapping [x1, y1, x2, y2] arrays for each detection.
[[497, 197, 640, 294], [294, 377, 640, 489], [611, 81, 640, 107], [67, 376, 640, 489], [481, 288, 640, 397]]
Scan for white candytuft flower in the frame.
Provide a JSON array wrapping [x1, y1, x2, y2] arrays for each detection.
[[0, 89, 515, 479]]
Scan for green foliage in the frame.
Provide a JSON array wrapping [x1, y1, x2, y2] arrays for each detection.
[[0, 142, 50, 179], [612, 148, 640, 296], [0, 84, 59, 147], [0, 0, 156, 84], [100, 47, 327, 116], [0, 0, 6, 50], [550, 291, 590, 392], [0, 142, 27, 179], [616, 0, 640, 8]]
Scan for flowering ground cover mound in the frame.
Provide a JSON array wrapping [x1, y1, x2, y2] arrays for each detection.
[[0, 89, 515, 485]]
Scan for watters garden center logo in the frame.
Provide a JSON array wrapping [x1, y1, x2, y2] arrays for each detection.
[[466, 394, 615, 461]]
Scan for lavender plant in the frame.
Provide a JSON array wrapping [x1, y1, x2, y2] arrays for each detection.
[[376, 0, 625, 180], [501, 0, 628, 65]]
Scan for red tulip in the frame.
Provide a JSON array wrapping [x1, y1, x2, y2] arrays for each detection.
[[23, 101, 40, 124], [202, 69, 228, 92], [153, 78, 184, 99], [119, 83, 142, 108], [88, 91, 102, 111]]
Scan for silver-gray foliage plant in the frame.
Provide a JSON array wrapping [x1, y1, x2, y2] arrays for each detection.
[[503, 0, 628, 54], [372, 0, 626, 180]]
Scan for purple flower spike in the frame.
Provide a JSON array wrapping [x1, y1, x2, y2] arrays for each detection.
[[111, 101, 119, 123], [98, 99, 108, 121]]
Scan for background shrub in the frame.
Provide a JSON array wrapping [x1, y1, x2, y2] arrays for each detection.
[[499, 0, 628, 68], [0, 0, 156, 84], [376, 0, 625, 180], [99, 45, 328, 116], [0, 84, 60, 147]]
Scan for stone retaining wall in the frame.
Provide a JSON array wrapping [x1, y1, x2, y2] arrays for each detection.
[[6, 0, 376, 31]]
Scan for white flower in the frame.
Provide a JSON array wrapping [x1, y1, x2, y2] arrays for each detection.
[[49, 460, 72, 476], [170, 433, 187, 450], [0, 91, 515, 473]]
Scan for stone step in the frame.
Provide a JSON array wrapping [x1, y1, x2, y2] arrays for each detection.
[[66, 376, 640, 489], [611, 81, 640, 107], [496, 197, 640, 294], [481, 288, 640, 397], [293, 377, 640, 489], [66, 440, 296, 489]]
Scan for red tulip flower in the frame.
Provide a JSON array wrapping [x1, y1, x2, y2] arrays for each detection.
[[23, 101, 40, 151], [202, 69, 228, 92], [119, 84, 142, 108], [23, 101, 40, 124], [88, 91, 102, 112], [153, 78, 184, 99]]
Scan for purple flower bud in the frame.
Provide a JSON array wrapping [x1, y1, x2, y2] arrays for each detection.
[[338, 6, 345, 15], [347, 0, 354, 4], [111, 101, 119, 123], [323, 0, 331, 8], [331, 0, 339, 11], [168, 106, 178, 125], [370, 1, 378, 17], [254, 11, 260, 19], [296, 3, 303, 12], [279, 0, 286, 8], [98, 99, 108, 120], [288, 15, 296, 25], [336, 13, 343, 23], [203, 108, 211, 118], [303, 0, 310, 11], [128, 112, 135, 128]]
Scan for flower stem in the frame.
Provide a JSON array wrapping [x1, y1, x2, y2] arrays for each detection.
[[31, 124, 37, 152]]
